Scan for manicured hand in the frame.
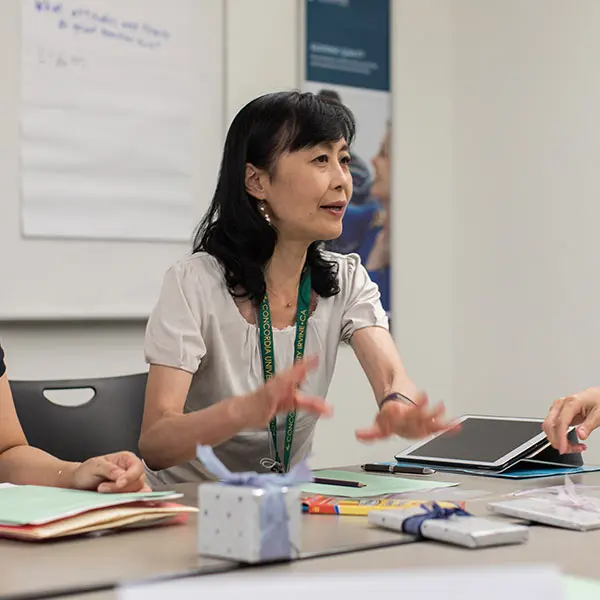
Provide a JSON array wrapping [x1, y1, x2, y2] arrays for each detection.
[[355, 392, 455, 441], [70, 452, 151, 493], [542, 388, 600, 454], [233, 356, 332, 430]]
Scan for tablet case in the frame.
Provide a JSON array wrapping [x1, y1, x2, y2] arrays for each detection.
[[392, 429, 596, 479]]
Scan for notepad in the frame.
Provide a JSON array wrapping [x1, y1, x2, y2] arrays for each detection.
[[301, 469, 457, 498]]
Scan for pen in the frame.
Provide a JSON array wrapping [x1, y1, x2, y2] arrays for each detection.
[[313, 477, 366, 488], [361, 463, 436, 475]]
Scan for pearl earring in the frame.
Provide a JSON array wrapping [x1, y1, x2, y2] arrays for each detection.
[[259, 202, 271, 225]]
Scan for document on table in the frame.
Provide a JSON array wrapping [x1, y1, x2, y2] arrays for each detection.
[[0, 485, 179, 525], [301, 469, 457, 498]]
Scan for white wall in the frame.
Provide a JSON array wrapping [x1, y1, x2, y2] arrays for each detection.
[[391, 0, 454, 415], [452, 0, 600, 462]]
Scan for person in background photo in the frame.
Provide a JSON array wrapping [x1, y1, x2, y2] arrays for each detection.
[[0, 342, 150, 492], [316, 89, 372, 207], [359, 123, 392, 314], [317, 89, 381, 256]]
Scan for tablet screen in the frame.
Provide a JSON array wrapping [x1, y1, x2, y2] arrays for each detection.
[[402, 417, 545, 464]]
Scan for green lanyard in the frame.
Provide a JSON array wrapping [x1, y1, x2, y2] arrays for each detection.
[[258, 267, 312, 473]]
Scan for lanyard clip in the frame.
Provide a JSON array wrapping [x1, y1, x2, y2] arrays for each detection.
[[260, 457, 284, 473]]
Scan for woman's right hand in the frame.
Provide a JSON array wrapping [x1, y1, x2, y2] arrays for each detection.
[[230, 357, 332, 430]]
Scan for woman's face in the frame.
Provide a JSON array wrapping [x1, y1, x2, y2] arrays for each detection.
[[371, 130, 390, 203], [247, 138, 353, 243]]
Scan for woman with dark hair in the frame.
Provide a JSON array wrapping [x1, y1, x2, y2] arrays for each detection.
[[139, 91, 450, 484]]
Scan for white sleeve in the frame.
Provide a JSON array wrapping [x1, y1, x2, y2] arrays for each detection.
[[339, 254, 389, 343], [144, 262, 207, 373]]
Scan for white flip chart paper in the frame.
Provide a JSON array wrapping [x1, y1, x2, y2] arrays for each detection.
[[21, 0, 198, 241]]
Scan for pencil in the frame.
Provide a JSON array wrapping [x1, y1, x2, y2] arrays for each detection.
[[312, 477, 366, 488]]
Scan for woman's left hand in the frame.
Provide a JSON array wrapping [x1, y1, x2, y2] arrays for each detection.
[[70, 452, 151, 493], [355, 392, 455, 441]]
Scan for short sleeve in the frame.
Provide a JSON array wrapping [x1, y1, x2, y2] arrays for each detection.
[[144, 262, 207, 374], [340, 254, 389, 343], [0, 343, 5, 378]]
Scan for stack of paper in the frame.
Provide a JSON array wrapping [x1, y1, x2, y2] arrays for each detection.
[[0, 485, 197, 541]]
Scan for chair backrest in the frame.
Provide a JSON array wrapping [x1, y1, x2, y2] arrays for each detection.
[[9, 372, 147, 463]]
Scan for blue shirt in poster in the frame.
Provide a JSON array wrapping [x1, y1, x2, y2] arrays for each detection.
[[357, 223, 390, 314]]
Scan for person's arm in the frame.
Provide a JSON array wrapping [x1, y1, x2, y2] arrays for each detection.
[[350, 327, 452, 441], [350, 326, 416, 403], [139, 261, 258, 470], [0, 374, 148, 492], [139, 359, 330, 471], [139, 365, 249, 470], [0, 374, 73, 487], [337, 255, 450, 441], [542, 388, 600, 454]]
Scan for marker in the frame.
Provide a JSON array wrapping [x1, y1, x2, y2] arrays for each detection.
[[361, 463, 436, 475], [313, 477, 366, 488]]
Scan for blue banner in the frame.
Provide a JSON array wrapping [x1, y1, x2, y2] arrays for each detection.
[[305, 0, 390, 92]]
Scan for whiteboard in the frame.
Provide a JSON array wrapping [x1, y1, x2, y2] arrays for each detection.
[[0, 0, 224, 319]]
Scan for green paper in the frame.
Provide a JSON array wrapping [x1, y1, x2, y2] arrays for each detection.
[[564, 575, 600, 599], [0, 485, 178, 526], [302, 469, 457, 498]]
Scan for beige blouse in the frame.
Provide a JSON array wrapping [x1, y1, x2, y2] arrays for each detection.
[[144, 251, 388, 485]]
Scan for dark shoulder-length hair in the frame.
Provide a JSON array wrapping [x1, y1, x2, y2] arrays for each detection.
[[193, 90, 356, 305]]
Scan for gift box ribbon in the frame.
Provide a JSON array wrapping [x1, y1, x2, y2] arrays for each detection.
[[512, 475, 600, 514], [402, 502, 472, 537], [197, 445, 312, 561]]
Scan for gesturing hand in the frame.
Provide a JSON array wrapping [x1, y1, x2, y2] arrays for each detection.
[[233, 356, 332, 430], [355, 392, 455, 442]]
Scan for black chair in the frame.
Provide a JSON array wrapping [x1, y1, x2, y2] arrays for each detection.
[[10, 372, 147, 463]]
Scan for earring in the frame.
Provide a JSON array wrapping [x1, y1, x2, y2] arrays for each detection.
[[259, 201, 271, 225]]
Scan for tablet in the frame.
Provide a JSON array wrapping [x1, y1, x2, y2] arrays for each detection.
[[395, 415, 550, 470]]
